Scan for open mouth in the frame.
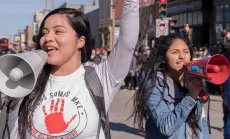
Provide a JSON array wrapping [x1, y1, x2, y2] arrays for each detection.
[[46, 47, 58, 53], [177, 62, 185, 67]]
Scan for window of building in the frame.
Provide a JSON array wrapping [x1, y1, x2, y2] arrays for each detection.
[[172, 15, 179, 27], [226, 23, 230, 30], [179, 14, 184, 26], [183, 13, 187, 24], [215, 24, 223, 41], [225, 5, 230, 22], [188, 12, 193, 25], [216, 5, 224, 22], [192, 11, 198, 25], [198, 11, 203, 24]]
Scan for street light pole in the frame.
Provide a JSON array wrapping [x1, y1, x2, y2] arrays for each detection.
[[186, 3, 189, 24]]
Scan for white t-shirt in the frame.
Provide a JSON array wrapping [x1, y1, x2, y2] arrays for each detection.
[[27, 65, 104, 139]]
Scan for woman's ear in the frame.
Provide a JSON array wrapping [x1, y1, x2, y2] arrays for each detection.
[[77, 36, 86, 49]]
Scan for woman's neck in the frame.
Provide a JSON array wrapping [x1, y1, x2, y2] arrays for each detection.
[[167, 71, 184, 86], [51, 56, 82, 76]]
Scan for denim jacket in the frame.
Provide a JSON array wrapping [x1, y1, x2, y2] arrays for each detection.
[[145, 72, 210, 139]]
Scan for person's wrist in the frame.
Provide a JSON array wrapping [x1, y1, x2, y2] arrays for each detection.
[[188, 93, 199, 100]]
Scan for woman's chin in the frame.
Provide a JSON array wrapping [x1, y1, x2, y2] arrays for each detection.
[[178, 68, 184, 73], [47, 59, 60, 65]]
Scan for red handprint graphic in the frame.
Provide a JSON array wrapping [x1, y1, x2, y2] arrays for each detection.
[[42, 98, 77, 134]]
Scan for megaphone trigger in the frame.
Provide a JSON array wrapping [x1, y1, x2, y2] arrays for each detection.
[[199, 89, 209, 104]]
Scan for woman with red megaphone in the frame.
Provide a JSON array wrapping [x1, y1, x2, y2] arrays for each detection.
[[131, 34, 210, 139]]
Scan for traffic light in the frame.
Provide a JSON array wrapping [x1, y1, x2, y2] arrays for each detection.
[[159, 0, 167, 18], [169, 20, 177, 33]]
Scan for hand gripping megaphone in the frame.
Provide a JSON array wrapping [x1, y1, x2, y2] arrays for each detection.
[[0, 50, 48, 98], [183, 54, 229, 103]]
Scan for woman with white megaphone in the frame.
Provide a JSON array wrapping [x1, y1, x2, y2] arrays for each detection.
[[131, 34, 210, 139], [0, 0, 139, 138]]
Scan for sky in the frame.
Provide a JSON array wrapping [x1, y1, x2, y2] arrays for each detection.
[[0, 0, 97, 41]]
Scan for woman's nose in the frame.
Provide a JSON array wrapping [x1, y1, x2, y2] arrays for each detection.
[[44, 33, 54, 42], [178, 52, 185, 59]]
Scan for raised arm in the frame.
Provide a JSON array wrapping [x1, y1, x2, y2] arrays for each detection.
[[107, 0, 139, 80], [95, 0, 139, 111]]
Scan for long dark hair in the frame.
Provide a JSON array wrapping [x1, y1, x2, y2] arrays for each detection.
[[131, 34, 199, 135], [18, 8, 92, 138]]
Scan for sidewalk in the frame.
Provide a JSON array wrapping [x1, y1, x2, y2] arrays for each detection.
[[109, 91, 225, 139]]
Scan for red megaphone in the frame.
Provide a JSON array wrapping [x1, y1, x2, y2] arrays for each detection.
[[184, 54, 229, 103]]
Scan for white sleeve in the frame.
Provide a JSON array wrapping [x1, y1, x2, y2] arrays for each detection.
[[95, 0, 139, 112]]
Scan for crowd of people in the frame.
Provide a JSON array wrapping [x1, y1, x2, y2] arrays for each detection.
[[0, 38, 37, 56], [0, 0, 230, 138]]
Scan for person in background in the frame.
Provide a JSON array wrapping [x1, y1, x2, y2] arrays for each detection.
[[124, 54, 137, 90], [141, 45, 151, 66], [101, 49, 108, 63], [95, 47, 102, 55], [138, 45, 151, 85], [220, 29, 230, 54], [0, 38, 15, 56], [197, 47, 205, 59], [13, 43, 23, 54], [23, 48, 29, 52], [203, 46, 211, 58], [91, 49, 96, 59], [192, 47, 199, 60], [219, 29, 230, 138], [8, 43, 13, 49]]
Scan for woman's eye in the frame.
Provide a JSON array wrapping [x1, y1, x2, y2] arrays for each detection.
[[184, 51, 189, 54], [42, 31, 48, 36], [55, 30, 63, 34], [172, 51, 178, 54]]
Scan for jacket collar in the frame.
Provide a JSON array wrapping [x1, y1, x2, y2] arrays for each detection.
[[156, 72, 183, 100]]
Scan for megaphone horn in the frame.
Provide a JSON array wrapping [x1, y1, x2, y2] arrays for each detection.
[[184, 54, 229, 103], [184, 54, 229, 85], [0, 50, 48, 98]]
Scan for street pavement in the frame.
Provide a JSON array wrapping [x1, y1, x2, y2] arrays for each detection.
[[109, 90, 225, 139]]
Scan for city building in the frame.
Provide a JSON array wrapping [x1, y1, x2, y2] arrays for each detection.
[[33, 11, 45, 33], [213, 0, 230, 43], [32, 11, 45, 42], [168, 0, 214, 47], [99, 0, 114, 50], [14, 35, 20, 43], [85, 5, 100, 49], [58, 2, 81, 9], [58, 2, 100, 49], [80, 3, 99, 14], [25, 25, 34, 47], [19, 32, 26, 49]]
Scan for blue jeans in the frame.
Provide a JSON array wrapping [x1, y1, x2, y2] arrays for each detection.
[[224, 115, 230, 138]]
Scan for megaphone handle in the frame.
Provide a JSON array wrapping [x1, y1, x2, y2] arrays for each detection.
[[199, 89, 209, 103]]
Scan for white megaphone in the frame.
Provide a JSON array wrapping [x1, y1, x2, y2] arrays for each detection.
[[0, 50, 48, 98]]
